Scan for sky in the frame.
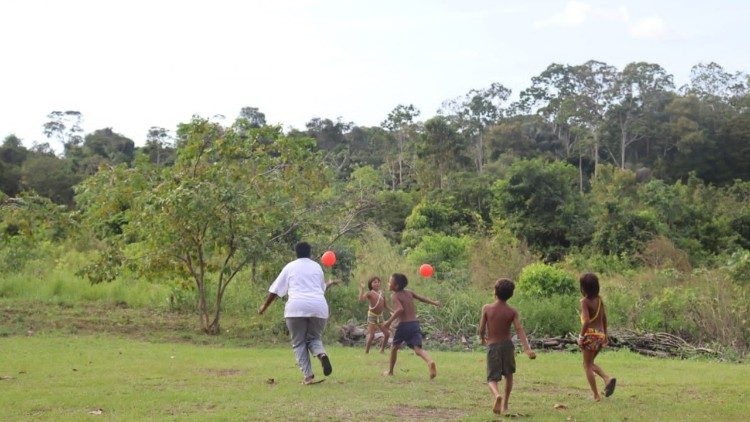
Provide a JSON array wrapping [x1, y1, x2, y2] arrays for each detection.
[[1, 0, 749, 150]]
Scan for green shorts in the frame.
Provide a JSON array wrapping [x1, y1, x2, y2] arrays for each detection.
[[487, 340, 516, 382], [367, 311, 383, 325]]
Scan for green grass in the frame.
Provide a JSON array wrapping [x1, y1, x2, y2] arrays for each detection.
[[0, 335, 747, 421]]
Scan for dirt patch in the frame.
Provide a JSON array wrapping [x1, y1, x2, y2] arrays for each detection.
[[385, 405, 468, 421]]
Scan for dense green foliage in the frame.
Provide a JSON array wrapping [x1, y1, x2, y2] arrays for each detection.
[[517, 263, 577, 297], [1, 60, 749, 351]]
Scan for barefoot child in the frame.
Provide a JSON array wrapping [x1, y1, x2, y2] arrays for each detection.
[[578, 273, 616, 401], [478, 278, 536, 415], [359, 276, 392, 353], [383, 273, 440, 379]]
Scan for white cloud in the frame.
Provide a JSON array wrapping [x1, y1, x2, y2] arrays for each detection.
[[629, 16, 668, 39], [533, 1, 591, 28]]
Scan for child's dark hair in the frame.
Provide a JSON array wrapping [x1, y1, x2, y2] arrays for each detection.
[[579, 273, 600, 299], [391, 273, 408, 291], [295, 242, 311, 258], [367, 276, 380, 291], [494, 278, 515, 301]]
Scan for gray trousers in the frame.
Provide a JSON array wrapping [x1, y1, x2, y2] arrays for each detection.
[[285, 317, 327, 378]]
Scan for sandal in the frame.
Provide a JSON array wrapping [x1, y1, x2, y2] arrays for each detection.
[[604, 378, 617, 397]]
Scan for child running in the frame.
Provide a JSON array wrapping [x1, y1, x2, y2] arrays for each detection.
[[478, 278, 536, 415], [383, 273, 440, 379], [578, 272, 616, 401], [359, 276, 392, 353]]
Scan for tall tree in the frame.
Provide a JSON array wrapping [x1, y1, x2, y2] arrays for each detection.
[[382, 104, 421, 188], [441, 83, 511, 174], [302, 117, 353, 177], [609, 62, 675, 169], [520, 61, 618, 181], [237, 106, 267, 129], [418, 116, 469, 189], [82, 128, 136, 167], [42, 110, 84, 157], [684, 62, 749, 101], [0, 135, 27, 196], [142, 126, 175, 166]]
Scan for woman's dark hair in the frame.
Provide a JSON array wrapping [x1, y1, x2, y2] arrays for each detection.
[[295, 242, 311, 258], [579, 273, 600, 299], [391, 273, 408, 291], [367, 276, 380, 291], [495, 278, 515, 301]]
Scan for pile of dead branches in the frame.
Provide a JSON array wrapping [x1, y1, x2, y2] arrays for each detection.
[[529, 329, 721, 358], [607, 329, 720, 358], [340, 322, 723, 358]]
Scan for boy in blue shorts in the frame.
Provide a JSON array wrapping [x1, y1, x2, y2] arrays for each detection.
[[383, 273, 441, 379]]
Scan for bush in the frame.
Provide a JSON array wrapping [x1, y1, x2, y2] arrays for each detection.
[[725, 250, 750, 286], [636, 236, 692, 273], [0, 236, 40, 272], [514, 294, 579, 337], [469, 229, 537, 290], [517, 263, 576, 297], [563, 248, 635, 276], [408, 234, 474, 281]]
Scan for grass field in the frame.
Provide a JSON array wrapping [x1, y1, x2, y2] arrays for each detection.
[[1, 334, 748, 421]]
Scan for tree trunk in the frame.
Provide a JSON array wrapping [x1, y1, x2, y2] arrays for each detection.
[[621, 127, 627, 169], [208, 296, 223, 335], [579, 154, 584, 193], [197, 285, 210, 333], [397, 132, 404, 188], [476, 132, 484, 174], [593, 131, 600, 177]]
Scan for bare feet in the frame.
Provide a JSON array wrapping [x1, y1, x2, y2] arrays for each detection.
[[592, 394, 602, 402], [428, 362, 437, 379], [383, 371, 393, 376], [492, 396, 502, 414]]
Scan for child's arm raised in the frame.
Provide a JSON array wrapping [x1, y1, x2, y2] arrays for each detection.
[[478, 305, 488, 345], [513, 312, 536, 359], [358, 283, 369, 302], [411, 291, 441, 307]]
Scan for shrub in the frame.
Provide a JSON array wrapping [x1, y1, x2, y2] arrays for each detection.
[[514, 294, 579, 337], [725, 250, 750, 286], [469, 230, 537, 290], [517, 263, 576, 297], [563, 248, 635, 276], [408, 234, 474, 280], [637, 236, 692, 273]]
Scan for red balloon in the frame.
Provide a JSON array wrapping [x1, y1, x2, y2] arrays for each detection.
[[419, 263, 434, 278], [321, 250, 336, 267]]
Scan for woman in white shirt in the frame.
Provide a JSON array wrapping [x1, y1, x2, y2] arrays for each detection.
[[258, 242, 336, 384]]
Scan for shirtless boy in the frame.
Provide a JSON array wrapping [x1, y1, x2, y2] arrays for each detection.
[[478, 278, 536, 414], [383, 273, 440, 379]]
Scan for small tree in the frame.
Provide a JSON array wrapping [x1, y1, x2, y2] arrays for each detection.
[[128, 117, 328, 334]]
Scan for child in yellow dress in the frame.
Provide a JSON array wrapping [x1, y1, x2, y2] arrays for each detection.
[[578, 273, 616, 401]]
